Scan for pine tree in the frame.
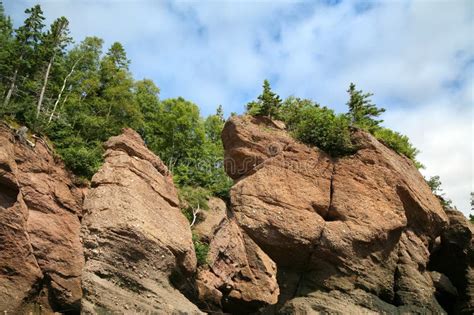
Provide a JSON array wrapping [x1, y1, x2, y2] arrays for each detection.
[[246, 79, 282, 118], [3, 5, 45, 107], [36, 16, 72, 118], [0, 1, 14, 97], [346, 82, 385, 131], [99, 42, 139, 134]]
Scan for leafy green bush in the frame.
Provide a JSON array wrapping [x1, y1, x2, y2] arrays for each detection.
[[373, 127, 423, 168], [290, 106, 355, 157], [57, 144, 103, 179], [192, 233, 209, 266]]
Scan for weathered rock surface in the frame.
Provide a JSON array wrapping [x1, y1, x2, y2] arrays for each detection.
[[0, 124, 83, 313], [223, 116, 332, 267], [196, 218, 279, 313], [429, 209, 474, 314], [193, 197, 227, 242], [222, 115, 451, 313], [81, 128, 202, 314]]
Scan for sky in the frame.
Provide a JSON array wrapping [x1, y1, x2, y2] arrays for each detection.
[[4, 0, 473, 216]]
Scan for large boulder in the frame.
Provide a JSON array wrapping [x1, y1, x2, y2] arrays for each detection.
[[196, 218, 279, 313], [223, 116, 332, 267], [0, 124, 84, 313], [222, 115, 449, 313], [81, 128, 202, 314]]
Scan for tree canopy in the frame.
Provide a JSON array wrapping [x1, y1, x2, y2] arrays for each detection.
[[246, 81, 422, 167], [0, 3, 231, 199]]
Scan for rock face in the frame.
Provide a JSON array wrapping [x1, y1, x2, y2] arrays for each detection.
[[222, 115, 453, 313], [429, 209, 474, 314], [1, 115, 472, 315], [193, 197, 280, 313], [81, 128, 202, 314], [0, 124, 84, 313], [196, 218, 279, 313]]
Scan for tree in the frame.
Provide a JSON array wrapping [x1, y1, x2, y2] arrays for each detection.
[[0, 1, 14, 98], [346, 82, 385, 132], [48, 37, 104, 124], [99, 42, 141, 134], [247, 79, 282, 118], [470, 192, 473, 223], [147, 97, 205, 168], [202, 105, 232, 198], [3, 5, 45, 107], [204, 104, 224, 143], [471, 192, 473, 211], [427, 175, 443, 195], [276, 96, 318, 129], [36, 16, 72, 119], [426, 175, 453, 209]]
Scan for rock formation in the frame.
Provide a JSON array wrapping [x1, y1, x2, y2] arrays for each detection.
[[429, 209, 474, 314], [196, 217, 279, 313], [1, 117, 472, 314], [81, 128, 202, 314], [221, 115, 464, 313], [0, 123, 83, 314]]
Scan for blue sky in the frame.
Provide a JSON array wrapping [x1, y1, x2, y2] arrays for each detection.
[[4, 0, 473, 216]]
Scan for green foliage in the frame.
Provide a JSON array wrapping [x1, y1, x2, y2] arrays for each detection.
[[427, 175, 443, 194], [192, 233, 209, 266], [344, 83, 422, 167], [426, 175, 453, 209], [346, 82, 385, 132], [373, 127, 422, 168], [293, 106, 355, 156], [246, 79, 282, 118], [58, 142, 103, 179], [179, 186, 211, 213], [0, 5, 232, 198], [276, 97, 355, 156]]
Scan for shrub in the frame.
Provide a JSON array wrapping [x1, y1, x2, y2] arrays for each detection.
[[57, 143, 103, 179], [291, 106, 355, 156], [373, 127, 423, 168], [192, 233, 209, 266]]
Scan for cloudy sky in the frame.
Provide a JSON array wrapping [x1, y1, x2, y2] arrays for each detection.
[[4, 0, 473, 216]]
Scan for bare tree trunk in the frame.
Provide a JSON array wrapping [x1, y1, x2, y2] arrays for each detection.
[[3, 68, 18, 107], [190, 204, 200, 227], [106, 103, 112, 120], [36, 55, 54, 119], [48, 57, 81, 124]]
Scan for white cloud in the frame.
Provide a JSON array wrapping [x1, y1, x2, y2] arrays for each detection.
[[4, 0, 473, 215], [384, 101, 473, 216]]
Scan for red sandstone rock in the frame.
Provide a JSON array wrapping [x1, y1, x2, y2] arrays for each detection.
[[81, 128, 202, 314], [0, 124, 83, 313], [222, 115, 450, 313]]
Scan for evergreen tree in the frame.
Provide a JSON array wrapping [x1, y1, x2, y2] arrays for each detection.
[[246, 79, 282, 118], [0, 1, 14, 98], [99, 42, 141, 135], [3, 5, 45, 107], [471, 192, 473, 211], [346, 82, 385, 131]]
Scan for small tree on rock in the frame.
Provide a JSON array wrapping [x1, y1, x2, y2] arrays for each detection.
[[346, 82, 385, 132], [247, 79, 282, 119]]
